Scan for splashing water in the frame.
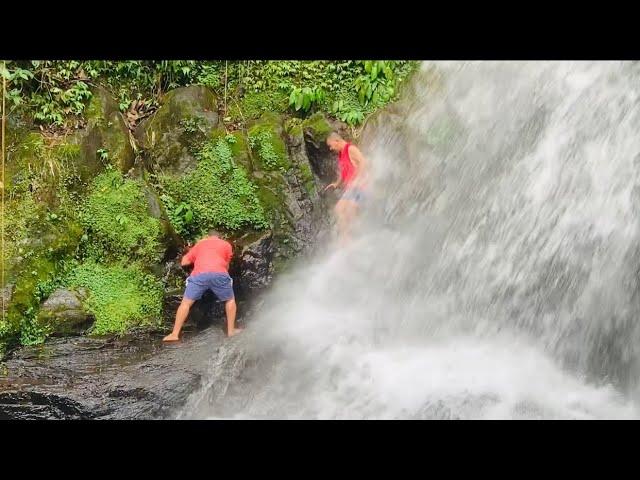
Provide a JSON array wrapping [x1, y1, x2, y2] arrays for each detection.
[[180, 61, 640, 419]]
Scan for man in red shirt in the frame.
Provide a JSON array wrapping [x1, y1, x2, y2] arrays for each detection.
[[324, 132, 369, 244], [163, 230, 241, 341]]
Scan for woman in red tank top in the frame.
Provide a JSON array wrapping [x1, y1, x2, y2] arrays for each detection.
[[338, 142, 357, 187], [324, 132, 369, 245]]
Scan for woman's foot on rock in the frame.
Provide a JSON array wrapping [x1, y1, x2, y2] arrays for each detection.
[[162, 334, 180, 342]]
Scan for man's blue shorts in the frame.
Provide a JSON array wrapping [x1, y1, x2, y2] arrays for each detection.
[[184, 272, 235, 302]]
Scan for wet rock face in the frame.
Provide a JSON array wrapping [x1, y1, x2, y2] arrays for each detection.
[[232, 232, 276, 296], [0, 328, 228, 419]]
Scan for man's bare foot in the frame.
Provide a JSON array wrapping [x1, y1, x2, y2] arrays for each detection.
[[228, 328, 244, 337], [162, 334, 180, 342]]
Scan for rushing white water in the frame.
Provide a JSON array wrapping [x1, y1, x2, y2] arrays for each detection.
[[181, 61, 640, 419]]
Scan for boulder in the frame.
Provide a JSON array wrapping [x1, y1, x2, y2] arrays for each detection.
[[37, 288, 93, 336], [135, 85, 220, 175]]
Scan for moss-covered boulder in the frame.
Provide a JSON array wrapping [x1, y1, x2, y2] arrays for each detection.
[[68, 86, 135, 185], [136, 85, 219, 175], [1, 213, 84, 348], [3, 88, 133, 199], [36, 288, 92, 336]]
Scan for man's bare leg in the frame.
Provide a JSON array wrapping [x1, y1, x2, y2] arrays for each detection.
[[163, 297, 195, 342], [226, 298, 242, 337]]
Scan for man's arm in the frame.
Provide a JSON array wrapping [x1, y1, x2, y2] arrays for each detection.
[[225, 241, 233, 267], [181, 244, 196, 267]]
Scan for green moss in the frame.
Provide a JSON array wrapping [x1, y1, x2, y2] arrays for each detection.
[[2, 213, 82, 347], [66, 261, 163, 336], [247, 117, 289, 171], [159, 137, 268, 241], [85, 92, 104, 122], [299, 162, 316, 196], [53, 143, 81, 162], [255, 176, 286, 216], [101, 123, 130, 170], [285, 117, 304, 137], [82, 170, 163, 264], [302, 113, 332, 141], [6, 132, 45, 193], [229, 90, 289, 122], [2, 196, 41, 277], [5, 256, 56, 345]]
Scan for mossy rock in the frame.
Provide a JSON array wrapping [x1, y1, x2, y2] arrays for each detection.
[[64, 261, 163, 336], [140, 179, 183, 260], [1, 214, 83, 345], [36, 288, 93, 336], [5, 133, 43, 193], [302, 112, 333, 142], [247, 113, 290, 171], [81, 170, 167, 264], [69, 86, 135, 184], [136, 85, 219, 175], [228, 131, 252, 171]]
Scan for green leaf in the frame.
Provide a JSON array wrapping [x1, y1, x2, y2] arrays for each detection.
[[0, 64, 11, 80], [295, 93, 303, 111], [184, 210, 193, 223], [371, 63, 378, 81], [358, 88, 366, 105]]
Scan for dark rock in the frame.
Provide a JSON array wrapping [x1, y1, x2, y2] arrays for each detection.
[[141, 181, 183, 260], [232, 231, 275, 296], [0, 328, 233, 419], [301, 113, 348, 183]]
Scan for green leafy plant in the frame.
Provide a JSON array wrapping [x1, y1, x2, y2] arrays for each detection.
[[82, 170, 163, 264], [248, 129, 286, 170], [2, 60, 416, 130], [162, 196, 195, 235], [330, 99, 365, 126], [66, 261, 163, 336], [289, 86, 325, 113], [97, 148, 110, 163], [180, 117, 204, 134], [159, 137, 268, 240]]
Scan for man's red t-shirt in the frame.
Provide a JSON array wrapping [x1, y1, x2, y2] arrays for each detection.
[[183, 236, 233, 276]]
